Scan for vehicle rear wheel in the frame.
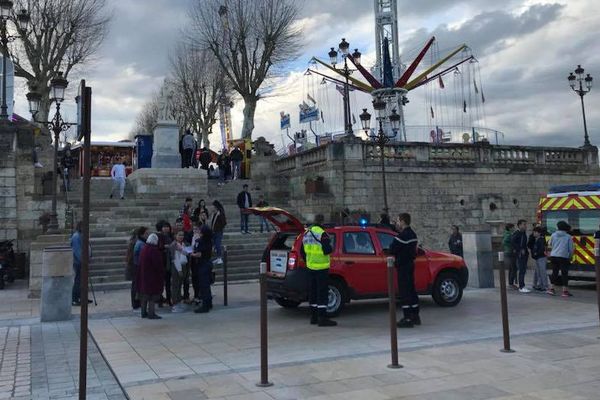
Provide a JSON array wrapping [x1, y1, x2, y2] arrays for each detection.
[[275, 298, 301, 308], [432, 272, 463, 307], [326, 279, 347, 317]]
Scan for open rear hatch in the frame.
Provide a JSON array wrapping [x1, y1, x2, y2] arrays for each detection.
[[245, 207, 304, 232], [246, 207, 304, 276]]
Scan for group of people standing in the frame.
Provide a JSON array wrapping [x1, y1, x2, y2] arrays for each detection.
[[503, 219, 574, 297], [179, 130, 245, 181], [125, 199, 227, 319]]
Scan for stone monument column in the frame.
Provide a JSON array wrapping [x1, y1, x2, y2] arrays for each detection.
[[151, 81, 180, 168]]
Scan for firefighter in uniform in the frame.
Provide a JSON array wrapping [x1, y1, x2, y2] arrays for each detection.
[[390, 213, 421, 328], [301, 214, 337, 327]]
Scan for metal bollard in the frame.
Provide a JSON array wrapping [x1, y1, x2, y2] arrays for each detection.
[[223, 246, 228, 306], [256, 262, 273, 387], [498, 252, 515, 353], [386, 256, 402, 369], [594, 233, 600, 336]]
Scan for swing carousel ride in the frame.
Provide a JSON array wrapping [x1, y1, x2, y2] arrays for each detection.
[[283, 1, 504, 153]]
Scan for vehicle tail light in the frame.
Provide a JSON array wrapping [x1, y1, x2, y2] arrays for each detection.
[[288, 251, 298, 270]]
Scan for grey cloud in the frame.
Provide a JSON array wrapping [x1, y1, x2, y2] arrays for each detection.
[[102, 0, 191, 77], [396, 0, 518, 17], [401, 4, 565, 56]]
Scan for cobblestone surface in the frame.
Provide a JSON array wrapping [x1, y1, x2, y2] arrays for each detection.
[[0, 326, 31, 399], [29, 323, 127, 400]]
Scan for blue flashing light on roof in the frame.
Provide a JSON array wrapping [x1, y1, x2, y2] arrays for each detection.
[[549, 183, 600, 194], [359, 217, 369, 227]]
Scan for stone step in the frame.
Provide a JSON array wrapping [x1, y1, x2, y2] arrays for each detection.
[[90, 261, 124, 270], [90, 255, 126, 264], [91, 248, 127, 257], [90, 268, 125, 277], [90, 281, 131, 292]]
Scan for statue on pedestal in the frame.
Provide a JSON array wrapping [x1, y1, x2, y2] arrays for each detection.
[[158, 81, 175, 122]]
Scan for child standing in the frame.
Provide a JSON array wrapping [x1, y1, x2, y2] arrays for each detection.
[[531, 226, 549, 292]]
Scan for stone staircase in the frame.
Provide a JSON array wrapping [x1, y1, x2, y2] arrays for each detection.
[[67, 176, 281, 291]]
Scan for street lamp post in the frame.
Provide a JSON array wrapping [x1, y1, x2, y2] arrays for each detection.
[[0, 1, 29, 120], [27, 72, 76, 233], [360, 98, 401, 213], [329, 38, 357, 137], [568, 65, 594, 147]]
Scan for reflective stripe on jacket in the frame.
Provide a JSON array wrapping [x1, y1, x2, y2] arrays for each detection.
[[302, 226, 330, 270]]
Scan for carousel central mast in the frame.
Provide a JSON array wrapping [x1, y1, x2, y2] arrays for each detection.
[[373, 0, 401, 81], [373, 0, 406, 141]]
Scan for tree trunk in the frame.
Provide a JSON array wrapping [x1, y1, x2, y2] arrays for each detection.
[[241, 96, 258, 140], [201, 129, 210, 149], [36, 95, 52, 125]]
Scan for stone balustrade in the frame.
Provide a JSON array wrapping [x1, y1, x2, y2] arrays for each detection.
[[273, 140, 598, 171]]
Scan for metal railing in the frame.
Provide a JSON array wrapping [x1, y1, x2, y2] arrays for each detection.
[[274, 140, 598, 171]]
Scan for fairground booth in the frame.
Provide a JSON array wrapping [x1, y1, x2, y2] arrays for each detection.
[[70, 141, 135, 177]]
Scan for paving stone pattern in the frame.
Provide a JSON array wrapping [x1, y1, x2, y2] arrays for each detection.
[[30, 322, 128, 400], [0, 326, 30, 399]]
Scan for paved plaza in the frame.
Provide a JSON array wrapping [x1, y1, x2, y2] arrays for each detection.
[[0, 278, 599, 399]]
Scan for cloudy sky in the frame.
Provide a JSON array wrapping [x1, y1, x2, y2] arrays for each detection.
[[14, 0, 599, 149]]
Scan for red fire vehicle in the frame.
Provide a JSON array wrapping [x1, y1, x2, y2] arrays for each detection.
[[247, 208, 469, 316]]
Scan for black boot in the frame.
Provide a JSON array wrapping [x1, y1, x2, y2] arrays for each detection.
[[396, 318, 414, 328], [412, 309, 421, 326], [194, 304, 210, 313], [397, 308, 414, 328], [141, 300, 148, 318], [317, 308, 337, 327], [310, 307, 318, 325]]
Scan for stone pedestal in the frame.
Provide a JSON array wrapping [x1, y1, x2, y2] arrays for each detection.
[[128, 168, 208, 197], [29, 234, 71, 298], [463, 231, 494, 288], [40, 245, 72, 322], [151, 120, 180, 168]]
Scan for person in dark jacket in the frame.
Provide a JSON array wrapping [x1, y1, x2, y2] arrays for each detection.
[[448, 225, 463, 257], [199, 148, 211, 171], [511, 219, 530, 293], [217, 150, 227, 186], [192, 225, 214, 313], [192, 199, 209, 223], [236, 184, 252, 234], [230, 147, 243, 179], [502, 223, 517, 288], [210, 201, 227, 264], [137, 233, 165, 319], [127, 226, 148, 310], [256, 195, 270, 232], [531, 226, 549, 291], [156, 221, 173, 306], [61, 148, 75, 191], [389, 213, 420, 328], [180, 130, 197, 168]]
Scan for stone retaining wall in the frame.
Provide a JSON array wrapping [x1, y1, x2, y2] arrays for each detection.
[[253, 139, 600, 251]]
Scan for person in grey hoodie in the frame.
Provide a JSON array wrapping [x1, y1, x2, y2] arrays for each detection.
[[547, 221, 574, 297]]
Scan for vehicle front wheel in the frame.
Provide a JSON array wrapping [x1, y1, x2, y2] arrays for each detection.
[[326, 279, 347, 317], [275, 298, 301, 308], [432, 272, 463, 307]]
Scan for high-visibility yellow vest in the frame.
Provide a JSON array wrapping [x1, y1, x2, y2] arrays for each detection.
[[302, 226, 330, 270]]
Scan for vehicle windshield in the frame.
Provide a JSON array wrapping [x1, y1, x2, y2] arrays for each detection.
[[542, 209, 600, 235]]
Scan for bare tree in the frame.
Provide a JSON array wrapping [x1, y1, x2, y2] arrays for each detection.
[[190, 0, 301, 139], [170, 43, 230, 148], [130, 96, 159, 139], [10, 0, 110, 122]]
